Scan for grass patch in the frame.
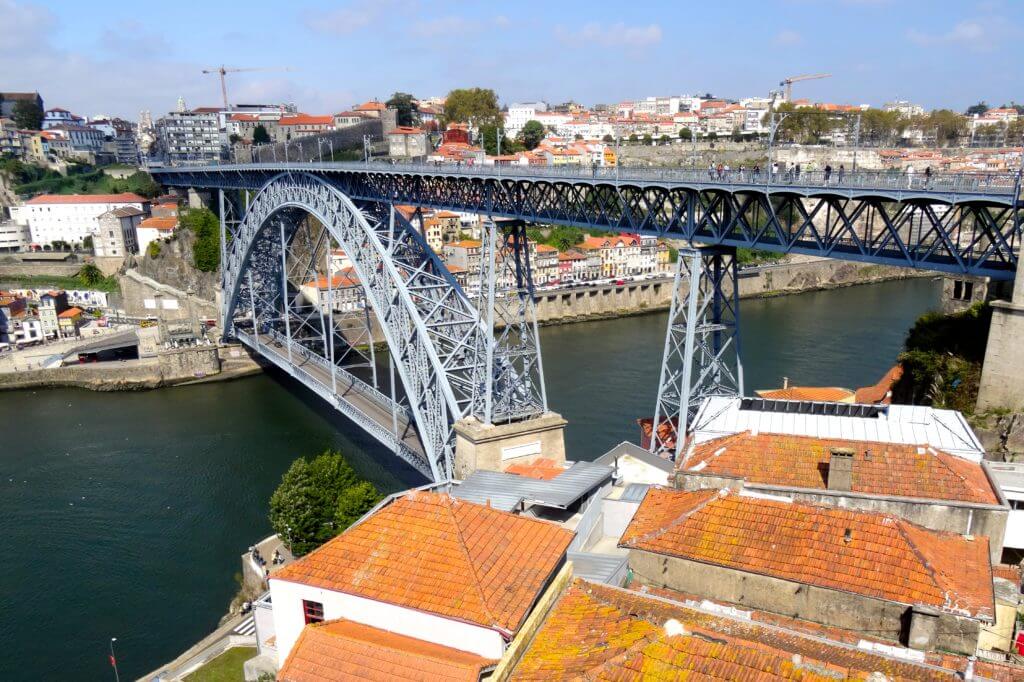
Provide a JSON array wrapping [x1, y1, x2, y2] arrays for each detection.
[[0, 272, 120, 293], [185, 646, 256, 682]]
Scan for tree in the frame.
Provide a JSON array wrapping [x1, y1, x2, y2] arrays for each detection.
[[253, 125, 271, 144], [269, 450, 381, 556], [120, 171, 159, 198], [707, 132, 718, 142], [602, 134, 614, 144], [659, 134, 670, 145], [479, 124, 521, 156], [229, 133, 241, 144], [546, 225, 585, 251], [82, 235, 93, 251], [78, 263, 104, 285], [628, 133, 638, 144], [679, 128, 693, 141], [965, 101, 989, 116], [180, 208, 220, 272], [12, 100, 43, 130], [642, 134, 653, 145], [924, 109, 967, 145], [518, 120, 546, 150], [442, 88, 502, 128], [386, 92, 419, 127]]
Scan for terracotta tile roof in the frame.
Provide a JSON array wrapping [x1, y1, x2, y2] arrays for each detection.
[[447, 240, 481, 249], [504, 458, 565, 480], [387, 126, 424, 135], [534, 244, 558, 253], [303, 273, 360, 290], [621, 488, 994, 620], [756, 386, 855, 402], [854, 364, 904, 404], [635, 583, 1017, 680], [279, 618, 495, 682], [681, 431, 999, 504], [25, 193, 147, 205], [355, 100, 386, 111], [279, 114, 334, 127], [637, 416, 677, 452], [271, 491, 573, 633], [58, 307, 82, 319], [139, 217, 178, 231], [511, 579, 955, 681]]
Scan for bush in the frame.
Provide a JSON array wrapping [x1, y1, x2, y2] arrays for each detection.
[[147, 241, 162, 258], [180, 208, 220, 272], [268, 450, 381, 556]]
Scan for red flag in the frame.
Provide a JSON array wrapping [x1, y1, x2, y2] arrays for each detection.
[[109, 654, 117, 668]]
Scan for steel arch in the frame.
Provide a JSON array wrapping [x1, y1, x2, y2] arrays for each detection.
[[223, 172, 484, 481]]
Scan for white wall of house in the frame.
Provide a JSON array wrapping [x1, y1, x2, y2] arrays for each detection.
[[13, 199, 146, 247], [268, 578, 506, 667]]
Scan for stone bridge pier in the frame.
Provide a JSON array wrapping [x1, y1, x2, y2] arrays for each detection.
[[978, 256, 1024, 412]]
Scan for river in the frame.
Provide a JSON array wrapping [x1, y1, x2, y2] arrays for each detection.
[[0, 277, 941, 681]]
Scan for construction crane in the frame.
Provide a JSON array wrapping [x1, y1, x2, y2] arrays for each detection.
[[779, 73, 831, 101], [201, 66, 292, 111]]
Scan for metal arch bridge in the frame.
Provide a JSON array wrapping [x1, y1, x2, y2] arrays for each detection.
[[152, 162, 1024, 478], [154, 161, 1024, 279]]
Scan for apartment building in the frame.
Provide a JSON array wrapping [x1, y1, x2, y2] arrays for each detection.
[[11, 193, 149, 247], [155, 109, 223, 165]]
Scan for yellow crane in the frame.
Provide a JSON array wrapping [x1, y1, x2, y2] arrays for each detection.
[[779, 73, 831, 101], [201, 65, 292, 111]]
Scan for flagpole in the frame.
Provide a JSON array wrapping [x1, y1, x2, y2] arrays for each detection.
[[110, 637, 120, 682]]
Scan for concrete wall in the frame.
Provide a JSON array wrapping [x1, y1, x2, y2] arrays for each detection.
[[627, 548, 983, 656], [675, 474, 1008, 562], [0, 261, 82, 278], [736, 258, 928, 298], [453, 412, 568, 480], [119, 269, 217, 322], [533, 280, 671, 324]]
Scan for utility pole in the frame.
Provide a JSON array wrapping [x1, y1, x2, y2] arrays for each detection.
[[852, 114, 861, 172], [767, 112, 789, 187]]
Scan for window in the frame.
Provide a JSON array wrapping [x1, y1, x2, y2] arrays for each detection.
[[952, 280, 974, 302], [302, 599, 324, 624]]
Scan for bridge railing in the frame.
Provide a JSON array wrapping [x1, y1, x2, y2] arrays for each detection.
[[156, 158, 1021, 198]]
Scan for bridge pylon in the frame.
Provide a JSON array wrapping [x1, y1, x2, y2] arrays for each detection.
[[650, 246, 743, 459]]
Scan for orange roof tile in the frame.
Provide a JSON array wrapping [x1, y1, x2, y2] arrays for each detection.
[[139, 217, 177, 230], [388, 126, 425, 135], [279, 114, 334, 127], [355, 100, 386, 112], [620, 488, 993, 620], [303, 273, 360, 290], [25, 193, 147, 205], [447, 240, 481, 249], [681, 431, 999, 504], [854, 364, 904, 404], [511, 579, 953, 681], [504, 458, 565, 480], [279, 618, 495, 682], [58, 306, 83, 318], [534, 244, 558, 253], [271, 491, 573, 633], [756, 386, 854, 402]]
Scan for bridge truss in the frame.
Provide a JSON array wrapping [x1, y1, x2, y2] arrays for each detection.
[[218, 172, 545, 482]]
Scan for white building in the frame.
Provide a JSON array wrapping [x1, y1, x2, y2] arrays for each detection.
[[0, 220, 30, 252], [262, 491, 572, 669], [884, 100, 926, 118], [11, 193, 149, 248], [504, 101, 548, 136]]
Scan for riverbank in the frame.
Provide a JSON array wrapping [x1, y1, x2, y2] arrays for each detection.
[[0, 344, 263, 392]]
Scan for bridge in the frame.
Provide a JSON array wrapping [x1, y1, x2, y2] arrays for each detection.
[[152, 161, 1024, 476]]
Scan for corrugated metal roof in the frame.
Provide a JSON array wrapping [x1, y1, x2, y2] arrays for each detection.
[[593, 441, 674, 473], [620, 483, 651, 504], [568, 551, 628, 584], [452, 461, 613, 510], [692, 396, 984, 461]]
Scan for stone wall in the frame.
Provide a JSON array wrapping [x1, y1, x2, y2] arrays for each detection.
[[133, 229, 219, 300], [533, 280, 672, 324], [737, 258, 929, 298], [628, 548, 982, 655], [119, 269, 218, 322], [0, 261, 82, 278]]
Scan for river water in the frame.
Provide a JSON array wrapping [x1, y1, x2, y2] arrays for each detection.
[[0, 277, 941, 681]]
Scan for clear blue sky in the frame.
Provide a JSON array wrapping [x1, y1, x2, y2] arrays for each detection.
[[2, 0, 1021, 120]]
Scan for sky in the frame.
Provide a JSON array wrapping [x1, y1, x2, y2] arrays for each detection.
[[1, 0, 1021, 121]]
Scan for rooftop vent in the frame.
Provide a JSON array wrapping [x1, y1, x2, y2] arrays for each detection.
[[828, 447, 855, 492]]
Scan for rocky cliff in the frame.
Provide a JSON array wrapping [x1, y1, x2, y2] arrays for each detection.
[[131, 230, 218, 300]]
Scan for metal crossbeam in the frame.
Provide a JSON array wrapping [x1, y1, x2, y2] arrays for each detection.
[[167, 164, 1022, 279], [651, 247, 743, 459]]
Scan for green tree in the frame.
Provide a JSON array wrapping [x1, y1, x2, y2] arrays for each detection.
[[518, 120, 546, 150], [707, 132, 718, 142], [78, 263, 104, 286], [659, 134, 671, 145], [269, 450, 381, 556], [965, 101, 989, 116], [479, 124, 521, 156], [442, 88, 502, 128], [679, 128, 693, 141], [82, 235, 93, 251], [547, 225, 585, 251], [923, 109, 967, 145], [602, 133, 614, 143], [642, 134, 652, 145], [120, 171, 160, 198], [386, 92, 420, 127], [628, 133, 638, 144], [12, 100, 43, 130], [180, 208, 221, 272], [253, 125, 271, 144]]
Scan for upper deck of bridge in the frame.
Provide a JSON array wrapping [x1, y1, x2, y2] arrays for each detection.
[[150, 161, 1022, 207]]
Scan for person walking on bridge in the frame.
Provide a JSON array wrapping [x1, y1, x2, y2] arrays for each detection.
[[824, 164, 833, 185], [906, 165, 915, 189], [708, 162, 715, 180], [838, 164, 845, 184], [924, 166, 933, 188], [753, 164, 761, 181]]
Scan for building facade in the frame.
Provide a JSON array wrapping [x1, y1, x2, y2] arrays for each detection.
[[92, 207, 144, 258], [11, 193, 148, 248], [155, 110, 223, 165]]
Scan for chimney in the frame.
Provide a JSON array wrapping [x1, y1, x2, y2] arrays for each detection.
[[782, 376, 789, 389], [827, 447, 854, 491]]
